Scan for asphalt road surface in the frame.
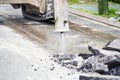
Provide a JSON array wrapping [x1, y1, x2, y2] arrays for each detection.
[[0, 4, 120, 80], [0, 4, 79, 80]]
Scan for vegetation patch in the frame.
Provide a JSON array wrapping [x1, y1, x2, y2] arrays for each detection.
[[109, 0, 120, 3], [69, 1, 120, 21], [68, 0, 79, 4]]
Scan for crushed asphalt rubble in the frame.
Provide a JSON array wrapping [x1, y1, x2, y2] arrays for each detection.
[[52, 39, 120, 80]]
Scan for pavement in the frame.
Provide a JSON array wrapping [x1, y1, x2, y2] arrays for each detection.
[[0, 23, 79, 80], [0, 4, 120, 80], [0, 4, 79, 80]]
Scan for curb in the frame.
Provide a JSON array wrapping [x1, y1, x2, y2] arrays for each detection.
[[69, 9, 120, 29]]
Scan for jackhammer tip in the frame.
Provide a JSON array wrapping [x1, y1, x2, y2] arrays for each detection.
[[60, 32, 64, 34]]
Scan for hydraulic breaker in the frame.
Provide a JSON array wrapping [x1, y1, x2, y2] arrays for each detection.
[[54, 0, 70, 32]]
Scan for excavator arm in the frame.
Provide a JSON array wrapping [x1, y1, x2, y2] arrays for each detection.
[[0, 0, 69, 32]]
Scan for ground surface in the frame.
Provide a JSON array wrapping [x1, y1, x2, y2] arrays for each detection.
[[0, 26, 78, 80], [0, 4, 78, 80], [0, 4, 120, 80]]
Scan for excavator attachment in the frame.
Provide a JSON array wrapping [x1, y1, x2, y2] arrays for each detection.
[[0, 0, 69, 32], [0, 0, 54, 21]]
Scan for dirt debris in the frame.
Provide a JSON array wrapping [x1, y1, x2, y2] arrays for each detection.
[[52, 39, 120, 80]]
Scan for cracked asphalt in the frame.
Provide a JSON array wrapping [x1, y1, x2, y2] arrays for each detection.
[[0, 4, 120, 80]]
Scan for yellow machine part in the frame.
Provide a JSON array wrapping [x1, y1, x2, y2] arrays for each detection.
[[0, 0, 69, 32], [0, 0, 46, 14]]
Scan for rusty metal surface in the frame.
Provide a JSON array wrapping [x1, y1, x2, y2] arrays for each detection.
[[0, 0, 46, 14], [0, 0, 39, 7]]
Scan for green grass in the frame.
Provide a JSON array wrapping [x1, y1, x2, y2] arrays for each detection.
[[68, 0, 79, 4], [76, 8, 119, 21], [109, 0, 120, 3], [77, 8, 118, 18], [98, 8, 118, 18], [69, 0, 119, 21]]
